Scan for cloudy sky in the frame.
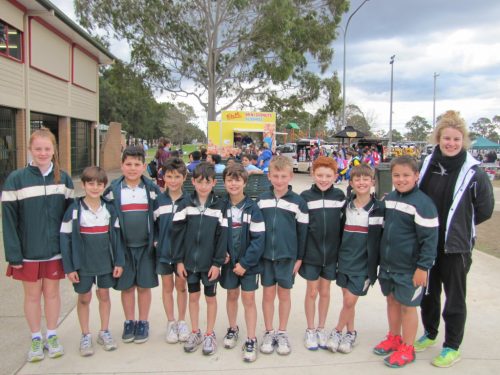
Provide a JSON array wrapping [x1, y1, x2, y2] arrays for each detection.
[[52, 0, 500, 134]]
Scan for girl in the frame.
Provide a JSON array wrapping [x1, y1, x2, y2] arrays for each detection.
[[2, 128, 74, 362]]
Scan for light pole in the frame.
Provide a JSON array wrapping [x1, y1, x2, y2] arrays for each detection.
[[389, 55, 395, 156], [342, 0, 370, 129], [433, 72, 439, 128]]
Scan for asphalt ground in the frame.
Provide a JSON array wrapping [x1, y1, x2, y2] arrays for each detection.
[[1, 171, 499, 375]]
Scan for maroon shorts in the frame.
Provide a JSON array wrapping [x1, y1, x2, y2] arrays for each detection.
[[6, 259, 65, 282]]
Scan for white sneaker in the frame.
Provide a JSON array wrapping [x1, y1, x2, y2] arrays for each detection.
[[338, 331, 357, 354], [260, 331, 275, 354], [326, 330, 343, 353], [276, 332, 291, 355], [317, 328, 329, 349], [165, 321, 178, 343], [242, 338, 258, 362], [79, 334, 94, 357], [223, 326, 239, 349], [304, 328, 318, 350], [28, 337, 45, 362], [177, 320, 190, 342], [97, 330, 117, 351]]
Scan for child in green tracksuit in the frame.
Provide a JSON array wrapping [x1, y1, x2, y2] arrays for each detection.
[[104, 146, 161, 344], [327, 164, 384, 354], [171, 162, 228, 356], [373, 156, 438, 368], [61, 166, 124, 356]]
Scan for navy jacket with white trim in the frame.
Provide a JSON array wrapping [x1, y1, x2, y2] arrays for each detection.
[[257, 186, 309, 261], [224, 195, 265, 274], [103, 176, 160, 253], [419, 152, 494, 254], [2, 165, 74, 265], [60, 197, 125, 274], [171, 191, 228, 272], [300, 184, 345, 267], [380, 186, 439, 273], [154, 190, 190, 265]]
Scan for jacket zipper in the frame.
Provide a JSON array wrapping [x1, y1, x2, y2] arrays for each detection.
[[272, 198, 278, 261], [322, 191, 326, 267]]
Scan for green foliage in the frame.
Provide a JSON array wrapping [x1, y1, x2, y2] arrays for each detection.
[[388, 129, 404, 142], [404, 115, 432, 141], [470, 116, 500, 142], [75, 0, 349, 120]]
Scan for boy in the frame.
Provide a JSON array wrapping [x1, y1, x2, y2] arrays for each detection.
[[373, 156, 438, 368], [299, 156, 345, 350], [104, 146, 161, 344], [257, 155, 308, 355], [171, 162, 228, 355], [154, 158, 190, 344], [241, 154, 263, 175], [327, 164, 384, 354], [60, 166, 124, 356], [220, 164, 265, 362]]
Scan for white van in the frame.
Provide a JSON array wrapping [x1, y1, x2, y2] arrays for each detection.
[[276, 143, 298, 171]]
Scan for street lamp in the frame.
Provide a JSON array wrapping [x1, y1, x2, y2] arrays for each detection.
[[389, 55, 395, 155], [342, 0, 370, 129], [433, 72, 440, 128]]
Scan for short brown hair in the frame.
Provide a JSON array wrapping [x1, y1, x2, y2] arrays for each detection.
[[390, 155, 418, 173], [312, 156, 338, 173], [81, 166, 108, 185], [350, 164, 374, 179], [269, 155, 293, 172], [223, 163, 248, 183]]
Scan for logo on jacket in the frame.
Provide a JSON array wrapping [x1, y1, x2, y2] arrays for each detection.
[[432, 163, 448, 176]]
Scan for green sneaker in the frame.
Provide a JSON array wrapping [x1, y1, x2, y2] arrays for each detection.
[[27, 337, 45, 362], [432, 347, 461, 368], [45, 335, 64, 358], [414, 333, 437, 352]]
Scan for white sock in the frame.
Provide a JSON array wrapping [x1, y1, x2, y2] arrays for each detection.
[[46, 329, 57, 338], [31, 332, 42, 340]]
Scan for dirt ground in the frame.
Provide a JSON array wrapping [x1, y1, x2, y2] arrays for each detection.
[[474, 179, 500, 258]]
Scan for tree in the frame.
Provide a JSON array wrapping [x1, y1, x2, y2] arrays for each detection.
[[161, 102, 206, 145], [387, 129, 404, 142], [75, 0, 349, 121], [344, 104, 372, 136], [470, 116, 500, 142], [99, 62, 162, 140], [404, 115, 431, 141]]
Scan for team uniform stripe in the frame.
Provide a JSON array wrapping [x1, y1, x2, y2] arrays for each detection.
[[2, 184, 73, 201], [344, 224, 368, 233], [80, 225, 109, 234], [258, 199, 277, 209], [296, 211, 309, 224], [154, 204, 175, 220], [414, 212, 439, 228], [307, 199, 345, 210], [121, 203, 148, 212], [60, 221, 72, 233], [369, 216, 384, 225], [250, 221, 265, 232]]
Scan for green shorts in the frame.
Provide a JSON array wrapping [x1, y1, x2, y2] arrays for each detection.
[[73, 273, 115, 294], [261, 259, 295, 289], [220, 264, 259, 292], [186, 271, 218, 296], [156, 262, 177, 276], [299, 262, 337, 281], [378, 269, 424, 307], [115, 246, 159, 290], [336, 272, 370, 296]]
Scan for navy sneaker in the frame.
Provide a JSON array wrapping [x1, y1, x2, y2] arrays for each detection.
[[134, 320, 150, 344], [122, 320, 136, 343]]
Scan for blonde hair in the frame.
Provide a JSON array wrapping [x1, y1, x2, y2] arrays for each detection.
[[431, 110, 470, 149], [29, 128, 61, 183], [269, 155, 293, 172]]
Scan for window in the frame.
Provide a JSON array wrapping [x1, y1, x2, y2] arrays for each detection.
[[0, 20, 22, 61], [71, 119, 91, 176], [0, 107, 17, 190]]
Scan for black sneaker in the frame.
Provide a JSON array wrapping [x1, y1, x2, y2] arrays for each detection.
[[134, 320, 150, 344], [122, 320, 136, 343]]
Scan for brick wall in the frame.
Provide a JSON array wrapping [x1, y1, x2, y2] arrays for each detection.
[[100, 122, 122, 171], [58, 117, 71, 174]]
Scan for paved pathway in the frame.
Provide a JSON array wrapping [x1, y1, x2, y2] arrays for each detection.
[[3, 172, 500, 374]]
